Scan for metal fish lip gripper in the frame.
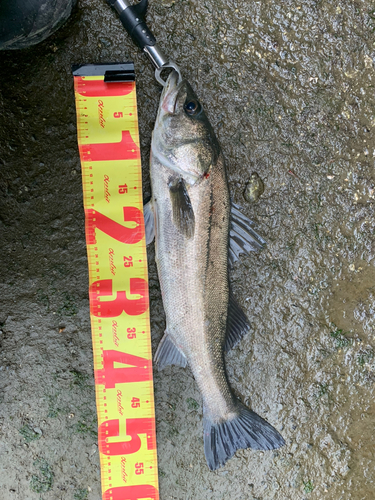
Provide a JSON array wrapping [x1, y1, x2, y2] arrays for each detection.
[[106, 0, 182, 85]]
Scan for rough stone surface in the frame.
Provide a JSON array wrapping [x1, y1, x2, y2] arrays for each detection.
[[0, 0, 374, 499]]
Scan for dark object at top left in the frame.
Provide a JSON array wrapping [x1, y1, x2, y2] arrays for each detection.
[[0, 0, 77, 50]]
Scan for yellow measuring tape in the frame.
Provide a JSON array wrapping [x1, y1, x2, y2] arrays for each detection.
[[73, 63, 159, 500]]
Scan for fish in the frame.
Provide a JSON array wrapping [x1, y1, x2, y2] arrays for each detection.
[[144, 70, 285, 470]]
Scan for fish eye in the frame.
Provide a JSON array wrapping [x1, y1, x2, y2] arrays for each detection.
[[184, 99, 200, 115]]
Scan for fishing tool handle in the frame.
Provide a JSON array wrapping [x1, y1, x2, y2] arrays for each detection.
[[105, 0, 169, 69]]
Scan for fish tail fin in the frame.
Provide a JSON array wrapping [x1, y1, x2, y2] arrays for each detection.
[[203, 402, 285, 470]]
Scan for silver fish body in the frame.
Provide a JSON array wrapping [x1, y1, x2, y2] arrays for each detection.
[[145, 71, 284, 469]]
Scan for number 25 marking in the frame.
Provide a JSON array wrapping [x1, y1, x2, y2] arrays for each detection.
[[124, 255, 133, 267]]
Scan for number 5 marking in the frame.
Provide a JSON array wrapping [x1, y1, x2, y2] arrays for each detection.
[[98, 418, 155, 455]]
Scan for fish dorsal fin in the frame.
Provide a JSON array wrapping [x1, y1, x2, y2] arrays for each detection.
[[154, 332, 187, 371], [225, 291, 250, 351], [143, 199, 155, 245], [229, 202, 266, 265], [169, 178, 195, 239]]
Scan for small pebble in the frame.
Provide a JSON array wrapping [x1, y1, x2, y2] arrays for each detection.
[[244, 172, 265, 202]]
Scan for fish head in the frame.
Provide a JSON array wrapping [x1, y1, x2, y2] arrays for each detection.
[[152, 71, 220, 185]]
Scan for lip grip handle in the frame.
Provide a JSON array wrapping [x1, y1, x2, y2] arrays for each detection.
[[106, 0, 156, 49]]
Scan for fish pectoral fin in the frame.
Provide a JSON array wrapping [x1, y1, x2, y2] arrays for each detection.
[[143, 199, 155, 245], [169, 178, 195, 239], [229, 202, 266, 265], [154, 332, 187, 371], [225, 291, 250, 351]]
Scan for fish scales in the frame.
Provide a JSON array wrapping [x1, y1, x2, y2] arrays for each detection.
[[151, 151, 234, 422]]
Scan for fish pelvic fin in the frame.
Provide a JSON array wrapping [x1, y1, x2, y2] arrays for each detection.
[[203, 402, 285, 470], [154, 332, 187, 371], [225, 290, 250, 351], [229, 202, 266, 265], [169, 177, 195, 239], [143, 199, 155, 245]]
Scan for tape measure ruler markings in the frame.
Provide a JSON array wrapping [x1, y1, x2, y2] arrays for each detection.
[[73, 63, 159, 500]]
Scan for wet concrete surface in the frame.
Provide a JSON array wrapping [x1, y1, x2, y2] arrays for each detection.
[[0, 0, 374, 498]]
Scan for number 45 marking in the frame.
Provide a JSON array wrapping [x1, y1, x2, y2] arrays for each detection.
[[131, 397, 140, 408]]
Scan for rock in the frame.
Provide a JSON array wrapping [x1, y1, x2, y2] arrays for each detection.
[[244, 173, 265, 203]]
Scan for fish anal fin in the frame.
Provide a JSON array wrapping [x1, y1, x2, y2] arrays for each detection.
[[169, 178, 195, 239], [225, 291, 250, 351], [154, 332, 187, 371]]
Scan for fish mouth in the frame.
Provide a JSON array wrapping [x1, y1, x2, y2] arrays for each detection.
[[160, 70, 183, 115], [152, 71, 202, 185]]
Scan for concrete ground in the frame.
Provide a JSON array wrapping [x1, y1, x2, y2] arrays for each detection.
[[0, 0, 374, 499]]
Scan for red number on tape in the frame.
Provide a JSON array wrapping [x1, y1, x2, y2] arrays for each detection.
[[95, 350, 151, 388], [127, 327, 136, 340], [103, 484, 158, 500], [90, 278, 148, 317], [86, 207, 144, 245], [123, 255, 133, 268], [80, 130, 139, 161], [131, 397, 140, 408], [135, 462, 144, 475], [98, 417, 155, 455]]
